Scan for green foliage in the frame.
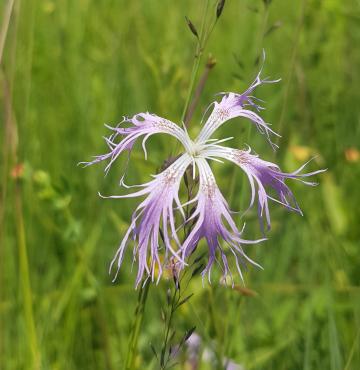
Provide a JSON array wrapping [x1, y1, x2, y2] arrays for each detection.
[[1, 0, 359, 369]]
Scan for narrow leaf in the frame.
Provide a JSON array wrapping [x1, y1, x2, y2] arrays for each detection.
[[176, 293, 194, 308], [185, 16, 199, 38], [216, 0, 226, 18], [150, 343, 158, 359], [264, 21, 282, 37], [185, 326, 196, 341], [191, 263, 204, 278], [192, 252, 206, 265]]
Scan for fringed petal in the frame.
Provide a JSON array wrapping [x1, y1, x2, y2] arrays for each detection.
[[196, 60, 280, 148], [201, 145, 326, 231], [181, 158, 264, 284], [80, 113, 193, 179], [104, 153, 192, 287]]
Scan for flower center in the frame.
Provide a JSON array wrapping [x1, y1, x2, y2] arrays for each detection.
[[187, 140, 204, 157]]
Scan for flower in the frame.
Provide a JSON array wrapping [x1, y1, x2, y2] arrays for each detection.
[[196, 61, 281, 149], [201, 145, 325, 232], [80, 113, 193, 180], [185, 332, 245, 370], [180, 157, 263, 284], [83, 62, 324, 286], [100, 153, 192, 287]]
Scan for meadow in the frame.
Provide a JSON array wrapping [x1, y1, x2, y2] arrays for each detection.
[[1, 0, 360, 369]]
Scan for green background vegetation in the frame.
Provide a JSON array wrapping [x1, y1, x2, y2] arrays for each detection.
[[1, 0, 359, 369]]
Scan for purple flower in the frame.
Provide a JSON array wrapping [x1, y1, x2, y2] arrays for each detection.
[[185, 332, 245, 369], [201, 145, 326, 232], [181, 158, 263, 284], [83, 61, 324, 286], [81, 113, 192, 179], [197, 62, 281, 149], [100, 153, 192, 287]]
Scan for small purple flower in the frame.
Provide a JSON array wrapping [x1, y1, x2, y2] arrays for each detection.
[[185, 332, 245, 370], [83, 59, 325, 286]]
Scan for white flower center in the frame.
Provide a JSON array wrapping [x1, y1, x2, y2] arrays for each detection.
[[187, 140, 204, 157]]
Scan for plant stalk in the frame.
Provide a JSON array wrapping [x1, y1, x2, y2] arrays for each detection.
[[125, 279, 150, 370], [180, 0, 210, 125], [160, 287, 178, 369], [15, 181, 41, 370], [184, 56, 216, 126]]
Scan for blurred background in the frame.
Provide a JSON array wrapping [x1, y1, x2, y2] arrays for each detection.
[[1, 0, 360, 369]]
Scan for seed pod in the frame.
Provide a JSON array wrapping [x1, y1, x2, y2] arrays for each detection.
[[185, 16, 199, 38], [216, 0, 226, 19]]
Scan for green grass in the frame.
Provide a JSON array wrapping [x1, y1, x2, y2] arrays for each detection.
[[1, 0, 360, 369]]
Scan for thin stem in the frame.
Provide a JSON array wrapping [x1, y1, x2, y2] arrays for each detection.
[[184, 56, 216, 126], [343, 327, 360, 370], [15, 182, 41, 370], [1, 1, 40, 367], [160, 286, 179, 369], [180, 0, 210, 124], [181, 54, 202, 125], [125, 279, 150, 370], [0, 0, 15, 66]]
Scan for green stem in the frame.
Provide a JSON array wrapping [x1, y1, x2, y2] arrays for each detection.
[[160, 287, 178, 369], [15, 183, 41, 370], [181, 55, 202, 124], [0, 0, 15, 65], [125, 280, 150, 370], [180, 0, 210, 124]]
